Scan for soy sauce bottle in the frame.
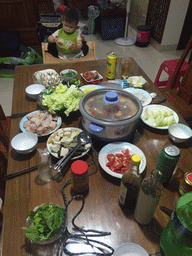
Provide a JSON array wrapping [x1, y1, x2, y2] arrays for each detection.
[[118, 154, 141, 210]]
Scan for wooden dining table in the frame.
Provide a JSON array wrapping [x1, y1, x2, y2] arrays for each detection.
[[2, 59, 192, 256]]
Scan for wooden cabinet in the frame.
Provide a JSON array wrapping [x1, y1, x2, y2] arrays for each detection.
[[0, 0, 54, 49]]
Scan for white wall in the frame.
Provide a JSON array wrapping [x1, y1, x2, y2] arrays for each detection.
[[162, 0, 190, 46]]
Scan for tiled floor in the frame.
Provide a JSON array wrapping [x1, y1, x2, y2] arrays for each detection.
[[0, 27, 184, 255]]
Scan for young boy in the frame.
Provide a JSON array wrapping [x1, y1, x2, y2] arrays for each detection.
[[48, 6, 83, 59]]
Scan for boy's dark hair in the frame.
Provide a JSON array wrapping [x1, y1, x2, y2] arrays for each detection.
[[62, 7, 80, 24]]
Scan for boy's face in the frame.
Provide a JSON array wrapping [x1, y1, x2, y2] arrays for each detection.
[[62, 21, 77, 34]]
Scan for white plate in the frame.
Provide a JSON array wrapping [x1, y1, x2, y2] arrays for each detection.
[[124, 88, 152, 106], [127, 76, 147, 88], [98, 142, 146, 179], [20, 110, 62, 137], [114, 243, 149, 256], [80, 70, 103, 84], [47, 127, 91, 159], [141, 105, 179, 130], [80, 84, 104, 93]]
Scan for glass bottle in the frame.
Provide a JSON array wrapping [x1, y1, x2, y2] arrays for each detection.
[[118, 154, 141, 210], [134, 169, 163, 225]]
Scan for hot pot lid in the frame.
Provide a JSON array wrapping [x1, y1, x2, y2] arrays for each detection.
[[82, 88, 140, 122]]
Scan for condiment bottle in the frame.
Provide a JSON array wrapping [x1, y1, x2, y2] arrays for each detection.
[[71, 160, 89, 195], [179, 172, 192, 196], [118, 154, 141, 210], [134, 169, 163, 225]]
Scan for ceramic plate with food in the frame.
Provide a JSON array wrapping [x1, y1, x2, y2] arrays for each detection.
[[47, 127, 91, 159], [141, 104, 179, 129], [20, 110, 62, 136], [98, 142, 146, 179], [80, 70, 103, 84], [124, 88, 152, 106], [127, 76, 147, 88], [79, 84, 104, 94]]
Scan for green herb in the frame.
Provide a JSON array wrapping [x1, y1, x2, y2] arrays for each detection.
[[61, 70, 76, 77], [23, 203, 64, 242]]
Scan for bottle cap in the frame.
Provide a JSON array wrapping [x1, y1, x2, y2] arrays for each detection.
[[71, 160, 88, 176], [131, 154, 141, 166]]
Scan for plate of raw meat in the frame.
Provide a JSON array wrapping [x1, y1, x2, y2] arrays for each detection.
[[20, 110, 62, 136]]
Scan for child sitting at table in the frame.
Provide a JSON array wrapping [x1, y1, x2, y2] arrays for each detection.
[[48, 6, 86, 59]]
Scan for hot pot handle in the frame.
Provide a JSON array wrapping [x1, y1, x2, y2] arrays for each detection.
[[89, 123, 104, 133]]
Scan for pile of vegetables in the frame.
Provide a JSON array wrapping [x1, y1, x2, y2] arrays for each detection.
[[141, 108, 177, 127], [23, 203, 64, 242], [41, 84, 85, 116]]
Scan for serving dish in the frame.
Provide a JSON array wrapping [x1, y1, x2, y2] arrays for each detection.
[[127, 76, 147, 88], [168, 123, 192, 143], [79, 88, 142, 140], [141, 105, 179, 129], [25, 84, 45, 99], [60, 69, 77, 82], [20, 110, 62, 136], [79, 84, 104, 93], [124, 88, 152, 106], [47, 127, 91, 159], [11, 132, 38, 154], [98, 142, 146, 179], [80, 70, 103, 84], [114, 242, 149, 256], [33, 69, 61, 87]]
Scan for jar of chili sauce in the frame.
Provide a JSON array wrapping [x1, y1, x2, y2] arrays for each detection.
[[179, 172, 192, 196], [71, 160, 89, 195]]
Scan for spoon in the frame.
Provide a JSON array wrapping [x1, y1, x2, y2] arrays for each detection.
[[53, 131, 91, 173]]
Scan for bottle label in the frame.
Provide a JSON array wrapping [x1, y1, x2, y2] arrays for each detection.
[[119, 182, 127, 205]]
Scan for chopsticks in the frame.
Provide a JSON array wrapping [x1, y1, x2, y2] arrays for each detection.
[[5, 165, 37, 180], [11, 111, 31, 119]]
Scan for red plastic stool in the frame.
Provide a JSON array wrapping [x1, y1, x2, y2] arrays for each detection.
[[154, 59, 189, 88]]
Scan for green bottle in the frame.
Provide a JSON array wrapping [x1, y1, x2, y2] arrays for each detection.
[[160, 192, 192, 256]]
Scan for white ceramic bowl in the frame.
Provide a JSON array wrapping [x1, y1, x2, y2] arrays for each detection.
[[67, 78, 80, 87], [25, 84, 45, 99], [168, 123, 192, 143], [60, 69, 77, 82], [114, 243, 149, 256], [11, 132, 38, 154]]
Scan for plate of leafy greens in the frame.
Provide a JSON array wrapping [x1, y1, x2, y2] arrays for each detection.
[[38, 83, 85, 116], [23, 202, 66, 244]]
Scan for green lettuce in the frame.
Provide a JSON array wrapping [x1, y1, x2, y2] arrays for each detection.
[[42, 84, 85, 116]]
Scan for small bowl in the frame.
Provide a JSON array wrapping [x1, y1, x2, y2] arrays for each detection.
[[114, 243, 149, 256], [11, 132, 38, 154], [60, 69, 77, 82], [67, 78, 80, 87], [168, 123, 192, 143], [25, 84, 45, 99]]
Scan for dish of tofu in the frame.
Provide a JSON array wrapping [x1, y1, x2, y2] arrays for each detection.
[[47, 127, 91, 159], [20, 110, 62, 136]]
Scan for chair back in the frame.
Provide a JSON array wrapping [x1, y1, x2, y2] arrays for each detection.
[[170, 35, 192, 89]]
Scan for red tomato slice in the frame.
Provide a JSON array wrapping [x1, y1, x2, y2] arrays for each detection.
[[112, 160, 123, 170], [115, 153, 124, 158], [122, 149, 130, 157], [107, 154, 115, 161]]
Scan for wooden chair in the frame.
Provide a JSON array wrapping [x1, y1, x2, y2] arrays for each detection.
[[0, 105, 10, 157], [159, 35, 192, 127], [41, 41, 97, 64]]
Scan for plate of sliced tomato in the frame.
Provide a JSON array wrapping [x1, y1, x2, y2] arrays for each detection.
[[98, 142, 146, 179]]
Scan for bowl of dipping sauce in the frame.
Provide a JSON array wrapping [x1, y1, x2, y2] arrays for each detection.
[[25, 84, 45, 99], [168, 123, 192, 143]]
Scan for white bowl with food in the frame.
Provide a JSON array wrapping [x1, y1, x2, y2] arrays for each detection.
[[25, 84, 45, 99], [168, 123, 192, 143], [11, 132, 38, 154], [67, 78, 80, 87], [60, 69, 77, 82]]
